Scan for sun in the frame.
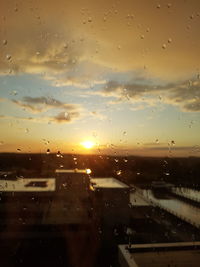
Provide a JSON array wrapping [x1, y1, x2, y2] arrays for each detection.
[[81, 140, 95, 149]]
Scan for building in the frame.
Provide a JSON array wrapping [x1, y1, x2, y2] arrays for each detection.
[[55, 169, 90, 193], [118, 242, 200, 267], [90, 177, 130, 226]]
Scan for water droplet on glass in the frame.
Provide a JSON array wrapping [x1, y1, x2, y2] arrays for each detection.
[[168, 38, 172, 43], [162, 44, 166, 49], [155, 139, 159, 144], [171, 140, 175, 146], [56, 151, 61, 157], [17, 148, 21, 152], [11, 90, 18, 96], [6, 54, 12, 60], [116, 170, 122, 175], [46, 148, 50, 154], [167, 3, 172, 8], [2, 39, 7, 45], [63, 43, 68, 49], [140, 35, 144, 39], [88, 17, 92, 22], [157, 4, 161, 9]]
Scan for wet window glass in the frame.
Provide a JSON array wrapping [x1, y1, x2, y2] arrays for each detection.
[[0, 1, 200, 266]]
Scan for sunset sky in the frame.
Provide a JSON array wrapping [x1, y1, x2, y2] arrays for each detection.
[[0, 0, 200, 157]]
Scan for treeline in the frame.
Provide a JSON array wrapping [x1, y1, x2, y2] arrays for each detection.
[[0, 153, 200, 187]]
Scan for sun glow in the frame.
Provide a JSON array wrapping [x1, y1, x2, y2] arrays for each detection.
[[81, 140, 95, 149]]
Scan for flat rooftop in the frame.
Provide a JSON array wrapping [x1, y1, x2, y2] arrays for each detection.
[[90, 178, 129, 189], [0, 178, 55, 192], [130, 192, 150, 206], [55, 169, 90, 174], [119, 243, 200, 267]]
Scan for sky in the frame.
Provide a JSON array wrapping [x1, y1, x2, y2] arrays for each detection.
[[0, 0, 200, 157]]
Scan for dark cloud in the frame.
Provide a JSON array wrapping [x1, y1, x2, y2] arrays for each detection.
[[52, 111, 80, 123], [10, 96, 82, 123], [99, 79, 200, 112], [0, 111, 80, 124], [12, 96, 80, 113]]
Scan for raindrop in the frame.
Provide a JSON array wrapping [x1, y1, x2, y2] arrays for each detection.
[[114, 228, 119, 236], [46, 149, 50, 154], [62, 182, 68, 189], [117, 45, 121, 50], [155, 139, 159, 144], [156, 4, 161, 9], [17, 148, 21, 152], [171, 140, 175, 146], [36, 51, 40, 56], [168, 38, 172, 43], [167, 3, 172, 8], [88, 17, 92, 22], [190, 15, 194, 19], [140, 35, 144, 39], [114, 158, 119, 163], [6, 54, 12, 60], [2, 39, 7, 45], [11, 90, 18, 96], [116, 170, 122, 175], [123, 131, 127, 136], [63, 43, 68, 49], [162, 44, 166, 49], [56, 151, 61, 157]]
